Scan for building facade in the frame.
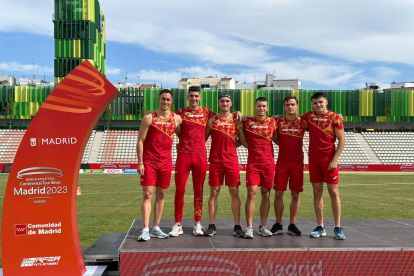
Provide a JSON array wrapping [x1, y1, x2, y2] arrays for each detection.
[[53, 0, 106, 84], [178, 76, 235, 89]]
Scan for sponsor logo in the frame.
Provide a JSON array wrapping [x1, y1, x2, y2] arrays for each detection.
[[282, 129, 299, 132], [21, 256, 61, 267], [15, 224, 27, 236], [104, 169, 123, 174], [156, 122, 171, 125], [124, 169, 138, 174], [17, 167, 63, 180], [83, 169, 103, 174], [338, 165, 355, 170], [400, 165, 414, 169], [250, 121, 255, 125], [30, 137, 77, 146], [251, 125, 268, 129], [357, 165, 368, 169], [100, 164, 117, 169], [333, 176, 338, 179], [312, 118, 327, 121], [79, 169, 84, 174], [217, 123, 233, 126], [188, 114, 203, 118]]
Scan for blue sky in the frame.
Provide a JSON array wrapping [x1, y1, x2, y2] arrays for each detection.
[[1, 0, 413, 89]]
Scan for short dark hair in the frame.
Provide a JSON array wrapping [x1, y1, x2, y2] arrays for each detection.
[[255, 97, 268, 104], [159, 89, 173, 97], [188, 86, 200, 94], [283, 95, 298, 105], [311, 92, 326, 100]]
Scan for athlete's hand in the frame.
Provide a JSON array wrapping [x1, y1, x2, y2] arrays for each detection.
[[271, 115, 282, 120], [328, 160, 338, 171], [242, 115, 249, 122], [138, 164, 144, 175], [235, 111, 242, 123]]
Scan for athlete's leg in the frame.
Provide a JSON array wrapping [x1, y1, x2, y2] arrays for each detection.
[[228, 186, 241, 225], [290, 191, 300, 224], [174, 153, 192, 224], [312, 182, 324, 225], [275, 191, 285, 224], [260, 187, 271, 226], [141, 186, 154, 228], [192, 154, 208, 222], [208, 186, 221, 224], [153, 186, 168, 227], [327, 184, 341, 227], [245, 185, 258, 227]]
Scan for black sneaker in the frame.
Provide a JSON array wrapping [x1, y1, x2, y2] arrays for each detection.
[[204, 224, 216, 236], [270, 222, 283, 234], [287, 224, 301, 236], [233, 225, 244, 237]]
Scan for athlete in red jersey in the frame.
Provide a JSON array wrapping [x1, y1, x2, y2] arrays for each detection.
[[243, 97, 277, 238], [204, 92, 247, 237], [300, 92, 346, 240], [136, 89, 182, 241], [169, 86, 242, 237], [271, 96, 308, 237]]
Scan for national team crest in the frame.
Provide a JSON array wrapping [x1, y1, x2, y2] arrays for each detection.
[[30, 138, 36, 147]]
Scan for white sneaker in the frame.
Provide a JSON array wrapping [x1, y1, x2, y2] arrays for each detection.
[[193, 223, 204, 236], [169, 223, 183, 237], [244, 226, 254, 239]]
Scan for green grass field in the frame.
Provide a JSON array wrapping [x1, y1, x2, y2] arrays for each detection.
[[0, 172, 413, 267]]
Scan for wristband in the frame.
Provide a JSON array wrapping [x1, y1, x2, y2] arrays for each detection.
[[138, 163, 143, 165]]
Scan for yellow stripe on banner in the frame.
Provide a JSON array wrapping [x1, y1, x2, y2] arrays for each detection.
[[291, 90, 300, 99], [15, 86, 22, 102], [90, 0, 95, 23], [409, 90, 414, 116], [359, 90, 373, 116], [73, 40, 81, 58], [82, 0, 88, 20], [0, 115, 5, 119], [240, 89, 255, 116], [376, 116, 387, 123], [28, 102, 40, 116], [126, 114, 134, 120]]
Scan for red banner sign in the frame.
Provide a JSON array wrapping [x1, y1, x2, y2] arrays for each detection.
[[1, 61, 119, 275], [120, 251, 414, 275]]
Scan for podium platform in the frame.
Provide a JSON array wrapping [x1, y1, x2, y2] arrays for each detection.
[[118, 218, 414, 275]]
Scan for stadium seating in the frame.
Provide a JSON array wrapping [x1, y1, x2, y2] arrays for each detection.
[[81, 130, 96, 163], [362, 132, 414, 164], [97, 130, 139, 164], [303, 132, 372, 164], [0, 129, 25, 163]]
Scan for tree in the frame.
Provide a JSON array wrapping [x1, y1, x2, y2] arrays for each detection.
[[4, 96, 15, 129], [139, 103, 148, 118], [106, 104, 113, 127], [383, 104, 392, 131]]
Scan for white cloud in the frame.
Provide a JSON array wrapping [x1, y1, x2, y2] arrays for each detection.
[[3, 0, 414, 66], [0, 61, 53, 75], [105, 66, 122, 75]]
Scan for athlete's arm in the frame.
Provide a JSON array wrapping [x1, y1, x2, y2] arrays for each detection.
[[328, 128, 345, 171], [136, 114, 152, 175], [237, 122, 248, 148], [272, 132, 279, 145], [175, 115, 182, 137], [205, 117, 213, 142], [232, 111, 242, 123]]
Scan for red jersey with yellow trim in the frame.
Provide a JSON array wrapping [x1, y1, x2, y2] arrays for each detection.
[[277, 116, 308, 163], [143, 111, 176, 163], [301, 110, 343, 158], [209, 114, 239, 163], [243, 116, 277, 164], [176, 107, 215, 154]]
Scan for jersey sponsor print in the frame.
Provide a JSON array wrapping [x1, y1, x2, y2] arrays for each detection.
[[243, 116, 277, 164], [300, 111, 343, 158], [209, 114, 238, 163], [143, 111, 176, 163], [277, 116, 308, 163], [176, 107, 215, 154]]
